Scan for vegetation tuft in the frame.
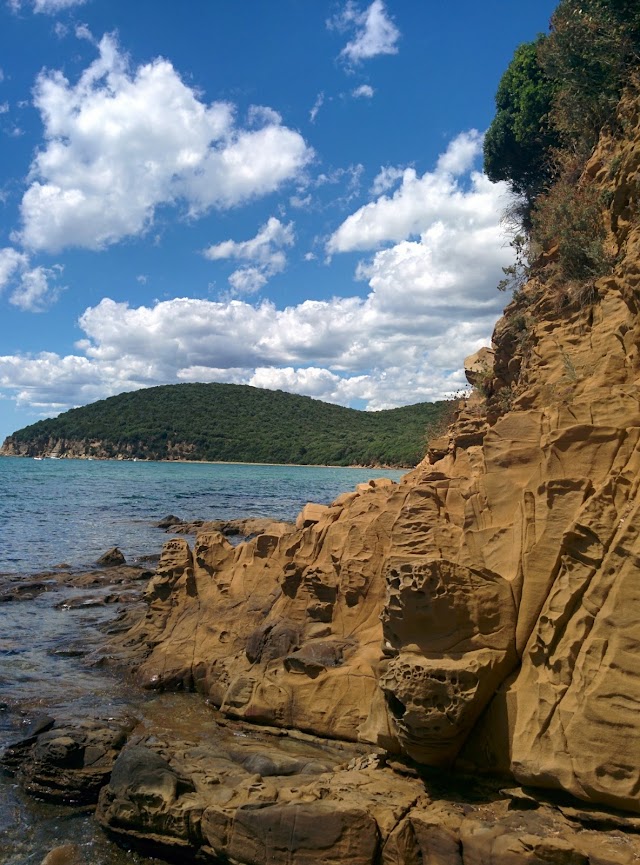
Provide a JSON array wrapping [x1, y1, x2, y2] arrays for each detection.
[[485, 0, 639, 289]]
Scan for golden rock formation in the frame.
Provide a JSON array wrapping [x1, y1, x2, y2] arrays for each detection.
[[113, 90, 640, 819]]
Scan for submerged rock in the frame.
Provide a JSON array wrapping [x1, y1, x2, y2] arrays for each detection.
[[40, 845, 84, 865]]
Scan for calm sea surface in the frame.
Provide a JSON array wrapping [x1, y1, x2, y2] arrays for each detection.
[[0, 456, 405, 864], [0, 456, 405, 574]]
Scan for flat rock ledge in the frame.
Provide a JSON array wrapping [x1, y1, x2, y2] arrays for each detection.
[[96, 730, 640, 865], [4, 711, 640, 864], [1, 715, 134, 805]]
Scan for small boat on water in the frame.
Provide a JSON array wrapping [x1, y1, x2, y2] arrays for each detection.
[[33, 456, 43, 461]]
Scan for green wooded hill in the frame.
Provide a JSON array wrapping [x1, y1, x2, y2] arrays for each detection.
[[3, 383, 452, 467]]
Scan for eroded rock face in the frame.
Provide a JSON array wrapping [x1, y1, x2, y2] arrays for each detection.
[[379, 557, 516, 765], [109, 89, 640, 816]]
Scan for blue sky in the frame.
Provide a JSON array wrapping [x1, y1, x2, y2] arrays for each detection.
[[0, 0, 558, 441]]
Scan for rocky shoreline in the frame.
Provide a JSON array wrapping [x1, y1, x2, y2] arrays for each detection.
[[8, 699, 640, 865], [5, 42, 640, 865], [2, 501, 640, 864], [6, 100, 640, 857]]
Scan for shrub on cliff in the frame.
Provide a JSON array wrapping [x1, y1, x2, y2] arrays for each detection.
[[531, 151, 615, 282], [486, 0, 640, 295], [539, 0, 640, 153], [485, 0, 640, 209], [483, 38, 558, 206]]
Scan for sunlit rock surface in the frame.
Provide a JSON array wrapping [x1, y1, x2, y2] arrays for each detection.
[[102, 89, 640, 851]]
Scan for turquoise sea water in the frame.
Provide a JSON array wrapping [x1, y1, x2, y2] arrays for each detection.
[[0, 456, 405, 574]]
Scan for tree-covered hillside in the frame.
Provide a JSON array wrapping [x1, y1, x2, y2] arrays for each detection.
[[2, 383, 452, 467]]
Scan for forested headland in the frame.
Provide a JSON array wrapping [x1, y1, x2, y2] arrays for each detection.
[[1, 382, 452, 467]]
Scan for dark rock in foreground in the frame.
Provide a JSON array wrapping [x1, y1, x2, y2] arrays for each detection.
[[1, 716, 134, 804]]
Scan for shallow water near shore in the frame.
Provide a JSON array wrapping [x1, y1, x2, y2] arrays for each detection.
[[0, 579, 184, 865], [0, 456, 405, 573], [0, 457, 404, 863]]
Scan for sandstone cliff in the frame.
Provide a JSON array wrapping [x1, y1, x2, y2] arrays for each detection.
[[109, 90, 640, 825]]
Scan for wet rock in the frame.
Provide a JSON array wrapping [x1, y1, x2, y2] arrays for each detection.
[[2, 716, 134, 804], [0, 579, 55, 602], [40, 844, 84, 865], [1, 714, 56, 773], [55, 595, 108, 609], [47, 646, 88, 658], [157, 514, 184, 529], [136, 552, 161, 564], [96, 547, 126, 566]]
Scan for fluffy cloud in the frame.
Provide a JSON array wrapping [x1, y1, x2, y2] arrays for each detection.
[[1, 131, 514, 417], [0, 247, 62, 311], [204, 217, 293, 267], [10, 264, 64, 311], [327, 131, 495, 253], [204, 217, 295, 296], [17, 34, 312, 252], [352, 84, 375, 99], [0, 247, 28, 290], [330, 0, 400, 63], [369, 165, 405, 196]]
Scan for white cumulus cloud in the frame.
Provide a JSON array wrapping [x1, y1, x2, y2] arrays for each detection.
[[369, 164, 405, 196], [0, 248, 63, 312], [17, 34, 312, 253], [330, 0, 400, 63], [9, 264, 64, 312], [203, 217, 294, 295], [327, 130, 495, 253], [0, 131, 514, 418], [0, 247, 29, 290]]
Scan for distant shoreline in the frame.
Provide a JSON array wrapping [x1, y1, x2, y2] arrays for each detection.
[[0, 452, 410, 471]]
